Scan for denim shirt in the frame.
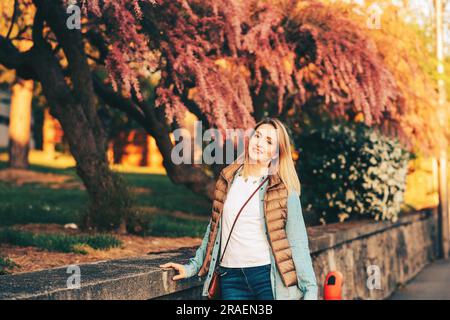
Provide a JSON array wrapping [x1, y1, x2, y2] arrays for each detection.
[[182, 175, 318, 300]]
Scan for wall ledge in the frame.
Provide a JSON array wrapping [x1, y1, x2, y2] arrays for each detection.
[[0, 208, 436, 300], [307, 208, 435, 254], [0, 248, 203, 300]]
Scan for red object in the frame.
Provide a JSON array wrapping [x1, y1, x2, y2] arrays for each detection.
[[323, 271, 343, 300]]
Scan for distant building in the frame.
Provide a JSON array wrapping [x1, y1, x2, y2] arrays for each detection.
[[42, 109, 204, 172]]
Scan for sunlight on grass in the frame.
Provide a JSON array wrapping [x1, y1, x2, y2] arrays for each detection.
[[0, 150, 167, 174]]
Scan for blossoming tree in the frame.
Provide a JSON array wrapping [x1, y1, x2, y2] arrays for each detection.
[[0, 0, 444, 231]]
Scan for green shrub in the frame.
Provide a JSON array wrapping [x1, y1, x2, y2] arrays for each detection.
[[295, 119, 414, 224]]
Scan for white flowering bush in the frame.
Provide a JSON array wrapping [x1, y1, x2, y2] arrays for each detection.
[[295, 120, 414, 225]]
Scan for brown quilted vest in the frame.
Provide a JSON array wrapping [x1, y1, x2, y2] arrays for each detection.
[[197, 162, 298, 287]]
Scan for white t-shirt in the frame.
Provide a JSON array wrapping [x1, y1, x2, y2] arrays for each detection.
[[219, 172, 271, 267]]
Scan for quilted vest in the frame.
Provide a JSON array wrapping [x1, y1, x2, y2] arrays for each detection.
[[197, 162, 298, 287]]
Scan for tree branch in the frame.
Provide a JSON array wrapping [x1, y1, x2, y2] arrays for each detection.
[[6, 0, 19, 39], [33, 0, 97, 108], [0, 35, 36, 79], [92, 74, 148, 128], [93, 72, 217, 199]]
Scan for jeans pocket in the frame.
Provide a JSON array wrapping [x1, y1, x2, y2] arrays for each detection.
[[219, 271, 228, 277], [218, 266, 228, 277]]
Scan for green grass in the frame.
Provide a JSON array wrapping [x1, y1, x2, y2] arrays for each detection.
[[0, 182, 86, 226], [0, 159, 210, 237], [0, 160, 211, 215], [133, 214, 209, 238], [121, 171, 211, 215], [0, 160, 78, 176], [0, 228, 123, 254]]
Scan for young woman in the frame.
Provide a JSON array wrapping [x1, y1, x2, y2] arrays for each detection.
[[160, 117, 318, 300]]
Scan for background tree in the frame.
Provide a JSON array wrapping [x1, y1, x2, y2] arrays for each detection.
[[0, 0, 135, 232], [0, 1, 34, 168], [8, 76, 33, 168], [1, 0, 446, 231], [351, 0, 449, 157], [86, 0, 410, 188]]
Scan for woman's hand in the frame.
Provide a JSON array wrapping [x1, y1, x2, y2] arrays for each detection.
[[159, 262, 187, 281]]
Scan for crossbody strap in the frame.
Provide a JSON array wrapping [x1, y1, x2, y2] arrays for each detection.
[[217, 175, 270, 267]]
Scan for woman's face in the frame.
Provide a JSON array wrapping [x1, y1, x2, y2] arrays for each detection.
[[248, 123, 279, 165]]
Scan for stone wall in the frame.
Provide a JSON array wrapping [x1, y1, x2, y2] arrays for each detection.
[[0, 208, 437, 300], [308, 208, 437, 299]]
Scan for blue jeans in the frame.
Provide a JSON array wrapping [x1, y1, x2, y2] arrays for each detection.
[[218, 264, 274, 300]]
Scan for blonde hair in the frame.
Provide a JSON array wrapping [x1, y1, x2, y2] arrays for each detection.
[[240, 117, 301, 196]]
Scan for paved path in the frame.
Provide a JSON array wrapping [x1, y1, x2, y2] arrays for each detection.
[[389, 259, 450, 300]]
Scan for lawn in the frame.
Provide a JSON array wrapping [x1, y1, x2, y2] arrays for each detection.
[[0, 160, 211, 235], [0, 158, 210, 274]]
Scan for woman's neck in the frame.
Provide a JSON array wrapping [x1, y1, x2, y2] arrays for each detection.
[[246, 163, 269, 177]]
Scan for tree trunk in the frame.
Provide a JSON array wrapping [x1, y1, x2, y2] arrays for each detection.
[[8, 78, 33, 168], [0, 2, 136, 232], [32, 62, 134, 233], [51, 102, 132, 232], [27, 1, 135, 232]]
